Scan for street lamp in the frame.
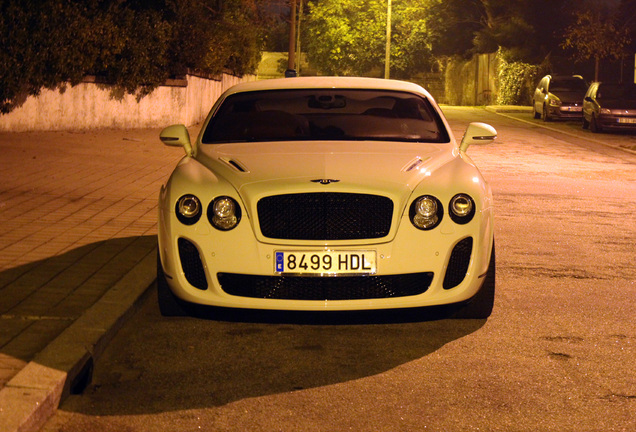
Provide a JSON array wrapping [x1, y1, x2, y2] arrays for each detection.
[[385, 0, 391, 79], [287, 0, 297, 77]]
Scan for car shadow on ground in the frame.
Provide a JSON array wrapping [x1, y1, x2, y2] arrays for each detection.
[[60, 283, 487, 417], [0, 236, 156, 364]]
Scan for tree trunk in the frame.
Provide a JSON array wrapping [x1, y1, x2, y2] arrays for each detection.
[[595, 56, 599, 82]]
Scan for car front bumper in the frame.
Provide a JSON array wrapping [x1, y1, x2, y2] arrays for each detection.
[[158, 205, 494, 312], [598, 115, 636, 129], [549, 105, 583, 119]]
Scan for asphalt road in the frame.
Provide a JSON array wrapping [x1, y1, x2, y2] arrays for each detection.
[[42, 108, 636, 432]]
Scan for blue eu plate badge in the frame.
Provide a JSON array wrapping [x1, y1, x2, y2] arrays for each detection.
[[275, 252, 284, 272]]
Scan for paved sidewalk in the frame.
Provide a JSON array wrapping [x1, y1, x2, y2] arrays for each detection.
[[0, 127, 186, 432], [1, 109, 634, 432]]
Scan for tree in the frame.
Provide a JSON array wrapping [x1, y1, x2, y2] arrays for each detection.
[[304, 0, 437, 77], [304, 0, 377, 76], [423, 0, 578, 63], [0, 0, 103, 113], [165, 0, 265, 77], [0, 0, 266, 114], [93, 1, 173, 99], [423, 0, 483, 58], [561, 7, 632, 81]]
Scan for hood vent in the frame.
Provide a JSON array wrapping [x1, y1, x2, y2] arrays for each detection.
[[402, 157, 425, 172], [219, 157, 250, 173]]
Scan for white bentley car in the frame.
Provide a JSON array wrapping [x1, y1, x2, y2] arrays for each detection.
[[158, 77, 497, 318]]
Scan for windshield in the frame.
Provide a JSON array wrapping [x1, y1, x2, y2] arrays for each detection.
[[202, 89, 450, 144], [550, 78, 587, 93], [597, 84, 636, 100]]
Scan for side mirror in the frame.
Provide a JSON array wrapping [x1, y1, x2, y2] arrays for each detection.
[[459, 122, 497, 153], [160, 124, 193, 156]]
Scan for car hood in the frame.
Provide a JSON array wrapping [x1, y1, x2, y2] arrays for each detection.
[[598, 99, 636, 110], [196, 141, 456, 200], [551, 91, 585, 104]]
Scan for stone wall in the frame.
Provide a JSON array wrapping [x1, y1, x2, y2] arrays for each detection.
[[0, 73, 256, 132], [444, 53, 498, 106]]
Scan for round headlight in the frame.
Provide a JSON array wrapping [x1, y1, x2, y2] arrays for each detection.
[[208, 196, 241, 230], [410, 195, 442, 230], [449, 194, 475, 224], [176, 194, 201, 225]]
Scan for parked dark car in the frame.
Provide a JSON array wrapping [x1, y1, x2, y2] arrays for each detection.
[[532, 75, 587, 121], [582, 82, 636, 133]]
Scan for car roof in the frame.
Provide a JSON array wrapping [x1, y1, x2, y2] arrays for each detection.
[[597, 82, 636, 86], [222, 76, 433, 98], [549, 75, 584, 81]]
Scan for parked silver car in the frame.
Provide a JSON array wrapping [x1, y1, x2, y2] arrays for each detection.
[[532, 75, 587, 121], [582, 82, 636, 133]]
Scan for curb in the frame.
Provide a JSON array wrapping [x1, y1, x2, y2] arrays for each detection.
[[485, 106, 636, 155], [485, 105, 533, 114], [0, 248, 157, 432]]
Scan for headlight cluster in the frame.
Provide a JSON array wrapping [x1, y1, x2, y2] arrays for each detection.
[[175, 195, 202, 225], [449, 194, 475, 224], [175, 194, 241, 230], [548, 98, 562, 107], [208, 196, 241, 230], [410, 193, 475, 230], [410, 195, 443, 230]]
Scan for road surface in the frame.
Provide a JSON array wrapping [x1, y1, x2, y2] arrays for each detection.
[[42, 107, 636, 432]]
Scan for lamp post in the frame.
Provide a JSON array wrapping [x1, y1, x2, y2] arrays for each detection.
[[385, 0, 392, 79], [296, 0, 303, 75], [286, 0, 297, 77]]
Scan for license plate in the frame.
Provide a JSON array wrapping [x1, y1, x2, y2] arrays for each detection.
[[618, 117, 636, 124], [275, 250, 377, 275], [564, 106, 581, 112]]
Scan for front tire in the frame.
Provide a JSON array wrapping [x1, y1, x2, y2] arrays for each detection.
[[590, 115, 602, 133], [451, 243, 496, 319], [542, 105, 551, 122], [157, 252, 190, 317]]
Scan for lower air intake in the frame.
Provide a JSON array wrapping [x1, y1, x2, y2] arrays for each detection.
[[217, 272, 433, 300]]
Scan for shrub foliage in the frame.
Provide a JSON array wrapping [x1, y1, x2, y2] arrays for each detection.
[[0, 0, 264, 113], [496, 51, 541, 106]]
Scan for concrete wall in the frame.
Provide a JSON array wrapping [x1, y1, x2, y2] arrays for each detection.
[[0, 73, 255, 132], [445, 53, 498, 106]]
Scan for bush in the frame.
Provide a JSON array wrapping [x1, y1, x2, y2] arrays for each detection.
[[496, 51, 540, 105], [0, 0, 264, 114], [0, 0, 99, 112]]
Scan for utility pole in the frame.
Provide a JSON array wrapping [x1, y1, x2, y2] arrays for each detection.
[[286, 0, 297, 77], [384, 0, 391, 79], [296, 0, 303, 75]]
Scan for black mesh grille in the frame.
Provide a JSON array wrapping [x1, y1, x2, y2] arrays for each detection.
[[257, 193, 393, 240], [178, 238, 208, 290], [443, 237, 473, 289], [217, 272, 433, 300]]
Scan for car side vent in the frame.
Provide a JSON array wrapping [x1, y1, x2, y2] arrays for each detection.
[[219, 157, 250, 173], [443, 237, 473, 289], [178, 238, 208, 290]]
